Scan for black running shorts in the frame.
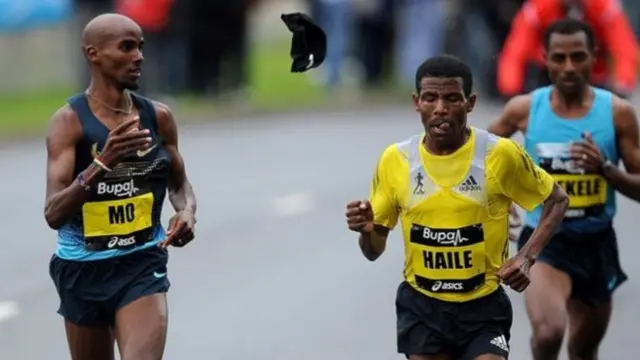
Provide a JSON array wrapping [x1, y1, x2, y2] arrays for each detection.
[[518, 225, 627, 306], [396, 281, 512, 359], [49, 246, 171, 326]]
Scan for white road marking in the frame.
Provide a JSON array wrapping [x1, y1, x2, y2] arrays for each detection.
[[271, 192, 316, 217], [0, 301, 20, 324]]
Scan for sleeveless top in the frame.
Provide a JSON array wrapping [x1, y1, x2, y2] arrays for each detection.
[[55, 93, 171, 261], [523, 86, 618, 234]]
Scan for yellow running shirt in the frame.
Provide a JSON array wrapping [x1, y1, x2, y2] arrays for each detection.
[[370, 127, 554, 302]]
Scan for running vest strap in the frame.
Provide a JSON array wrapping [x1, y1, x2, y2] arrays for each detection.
[[396, 128, 497, 297], [524, 86, 618, 233]]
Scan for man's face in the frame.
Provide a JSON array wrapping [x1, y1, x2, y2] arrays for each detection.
[[412, 77, 475, 147], [85, 26, 144, 90], [545, 32, 594, 96]]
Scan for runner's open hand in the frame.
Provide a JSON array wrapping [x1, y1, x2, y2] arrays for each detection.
[[345, 200, 374, 233], [99, 117, 152, 168], [497, 254, 533, 293], [159, 210, 196, 249], [569, 132, 605, 173]]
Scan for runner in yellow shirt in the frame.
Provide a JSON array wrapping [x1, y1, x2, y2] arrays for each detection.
[[345, 55, 568, 360]]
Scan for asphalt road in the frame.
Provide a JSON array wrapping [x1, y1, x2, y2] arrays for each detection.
[[0, 103, 638, 359]]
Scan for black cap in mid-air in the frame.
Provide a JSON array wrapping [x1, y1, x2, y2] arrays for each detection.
[[280, 12, 327, 73]]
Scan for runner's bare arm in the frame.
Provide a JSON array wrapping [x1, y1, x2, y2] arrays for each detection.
[[349, 146, 398, 261], [598, 99, 640, 201], [359, 225, 390, 261], [487, 94, 530, 137], [518, 183, 568, 260], [155, 102, 197, 214], [495, 140, 568, 260], [44, 107, 104, 229]]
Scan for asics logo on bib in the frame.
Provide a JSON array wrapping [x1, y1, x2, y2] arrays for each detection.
[[431, 281, 464, 292], [107, 235, 136, 248], [97, 179, 139, 197]]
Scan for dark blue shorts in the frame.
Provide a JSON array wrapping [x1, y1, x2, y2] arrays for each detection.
[[518, 225, 627, 306], [49, 246, 171, 326]]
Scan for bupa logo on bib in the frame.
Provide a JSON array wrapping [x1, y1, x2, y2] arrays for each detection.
[[431, 280, 464, 292], [421, 227, 470, 246], [97, 179, 139, 197], [107, 235, 136, 248]]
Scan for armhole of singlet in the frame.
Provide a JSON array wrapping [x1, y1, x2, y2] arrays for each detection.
[[525, 87, 546, 140], [66, 94, 90, 177], [66, 94, 89, 138], [131, 93, 160, 134], [601, 89, 618, 162]]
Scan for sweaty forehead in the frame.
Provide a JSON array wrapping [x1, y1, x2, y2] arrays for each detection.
[[419, 77, 464, 93], [548, 32, 589, 53]]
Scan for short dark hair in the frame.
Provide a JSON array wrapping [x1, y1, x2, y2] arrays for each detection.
[[543, 18, 595, 51], [415, 55, 473, 97]]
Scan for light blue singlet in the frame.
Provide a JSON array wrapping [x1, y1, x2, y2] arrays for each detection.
[[523, 86, 619, 234]]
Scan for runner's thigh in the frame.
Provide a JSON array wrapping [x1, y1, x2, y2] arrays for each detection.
[[115, 293, 168, 360], [113, 247, 170, 360], [518, 227, 572, 338], [524, 262, 572, 337], [50, 254, 120, 360], [64, 321, 115, 360]]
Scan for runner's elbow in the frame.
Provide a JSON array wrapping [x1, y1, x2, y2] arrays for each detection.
[[45, 213, 62, 230], [358, 233, 385, 261], [44, 204, 63, 230], [361, 249, 383, 262], [550, 184, 569, 209]]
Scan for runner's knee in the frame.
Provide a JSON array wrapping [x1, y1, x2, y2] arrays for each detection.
[[120, 328, 166, 360], [531, 322, 565, 351]]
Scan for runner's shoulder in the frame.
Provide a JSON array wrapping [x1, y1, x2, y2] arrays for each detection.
[[149, 100, 177, 136], [611, 94, 637, 118], [46, 104, 82, 144], [485, 135, 528, 166], [377, 143, 403, 168], [150, 100, 172, 118], [389, 133, 426, 160], [503, 93, 532, 119], [375, 135, 422, 170]]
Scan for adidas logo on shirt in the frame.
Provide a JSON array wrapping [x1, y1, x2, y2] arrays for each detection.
[[490, 335, 509, 352], [458, 175, 481, 192]]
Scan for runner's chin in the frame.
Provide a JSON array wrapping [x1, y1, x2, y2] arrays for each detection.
[[122, 76, 140, 90]]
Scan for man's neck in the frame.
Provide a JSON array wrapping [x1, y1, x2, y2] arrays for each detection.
[[552, 85, 591, 110], [423, 127, 471, 156], [86, 80, 130, 109]]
